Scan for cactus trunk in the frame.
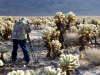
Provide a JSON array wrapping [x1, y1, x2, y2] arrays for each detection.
[[66, 67, 74, 75], [1, 53, 4, 61]]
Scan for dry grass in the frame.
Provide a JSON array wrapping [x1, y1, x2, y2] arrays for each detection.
[[85, 48, 100, 65], [64, 32, 79, 47], [70, 26, 78, 33]]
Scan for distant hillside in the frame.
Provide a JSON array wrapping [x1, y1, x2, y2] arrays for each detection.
[[0, 0, 100, 16]]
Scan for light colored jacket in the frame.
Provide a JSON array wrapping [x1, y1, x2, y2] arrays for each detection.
[[12, 21, 31, 40]]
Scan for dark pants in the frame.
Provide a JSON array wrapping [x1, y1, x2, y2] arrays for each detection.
[[12, 39, 30, 63]]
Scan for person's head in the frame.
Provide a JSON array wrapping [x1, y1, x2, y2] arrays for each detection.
[[19, 17, 27, 23]]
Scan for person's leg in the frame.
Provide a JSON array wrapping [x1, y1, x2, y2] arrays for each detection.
[[12, 39, 18, 61], [18, 39, 30, 63]]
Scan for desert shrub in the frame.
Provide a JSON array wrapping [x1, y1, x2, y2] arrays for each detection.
[[85, 48, 100, 65], [64, 32, 79, 47], [70, 26, 78, 33]]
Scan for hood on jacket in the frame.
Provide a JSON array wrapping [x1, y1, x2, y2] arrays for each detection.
[[19, 17, 27, 24]]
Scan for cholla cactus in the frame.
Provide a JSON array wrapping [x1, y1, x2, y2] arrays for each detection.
[[52, 40, 62, 49], [65, 11, 76, 23], [25, 70, 39, 75], [17, 70, 24, 75], [0, 46, 9, 60], [4, 20, 14, 28], [41, 26, 56, 57], [54, 11, 76, 50], [0, 46, 9, 53], [33, 18, 42, 29], [54, 12, 65, 19], [51, 40, 62, 58], [77, 24, 97, 51], [0, 20, 14, 40], [0, 60, 4, 66], [41, 26, 56, 38], [0, 24, 5, 33], [7, 70, 24, 75], [7, 70, 17, 75], [42, 18, 49, 24], [96, 25, 100, 38], [51, 30, 60, 40], [42, 66, 66, 75], [28, 70, 39, 75], [88, 19, 98, 25], [47, 21, 56, 28], [33, 18, 42, 25], [24, 70, 30, 75], [41, 23, 61, 58], [77, 24, 97, 37], [7, 70, 39, 75], [4, 20, 14, 32], [58, 54, 79, 72], [0, 22, 5, 34]]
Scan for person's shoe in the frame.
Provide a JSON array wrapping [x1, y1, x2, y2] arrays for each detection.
[[26, 62, 30, 66], [11, 60, 16, 64], [10, 61, 16, 67], [26, 62, 33, 68]]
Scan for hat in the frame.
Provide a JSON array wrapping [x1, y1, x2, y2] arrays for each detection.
[[19, 17, 27, 23]]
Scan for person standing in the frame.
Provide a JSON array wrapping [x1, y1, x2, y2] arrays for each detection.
[[11, 17, 31, 65]]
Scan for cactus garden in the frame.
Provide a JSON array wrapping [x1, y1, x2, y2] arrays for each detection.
[[0, 12, 100, 75]]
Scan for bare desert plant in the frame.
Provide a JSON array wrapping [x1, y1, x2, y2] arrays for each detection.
[[70, 26, 78, 33], [85, 48, 100, 65], [64, 32, 79, 47]]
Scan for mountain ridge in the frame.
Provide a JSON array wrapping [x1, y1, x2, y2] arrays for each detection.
[[0, 0, 100, 16]]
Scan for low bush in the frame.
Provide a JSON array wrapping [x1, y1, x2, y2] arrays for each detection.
[[85, 48, 100, 65]]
